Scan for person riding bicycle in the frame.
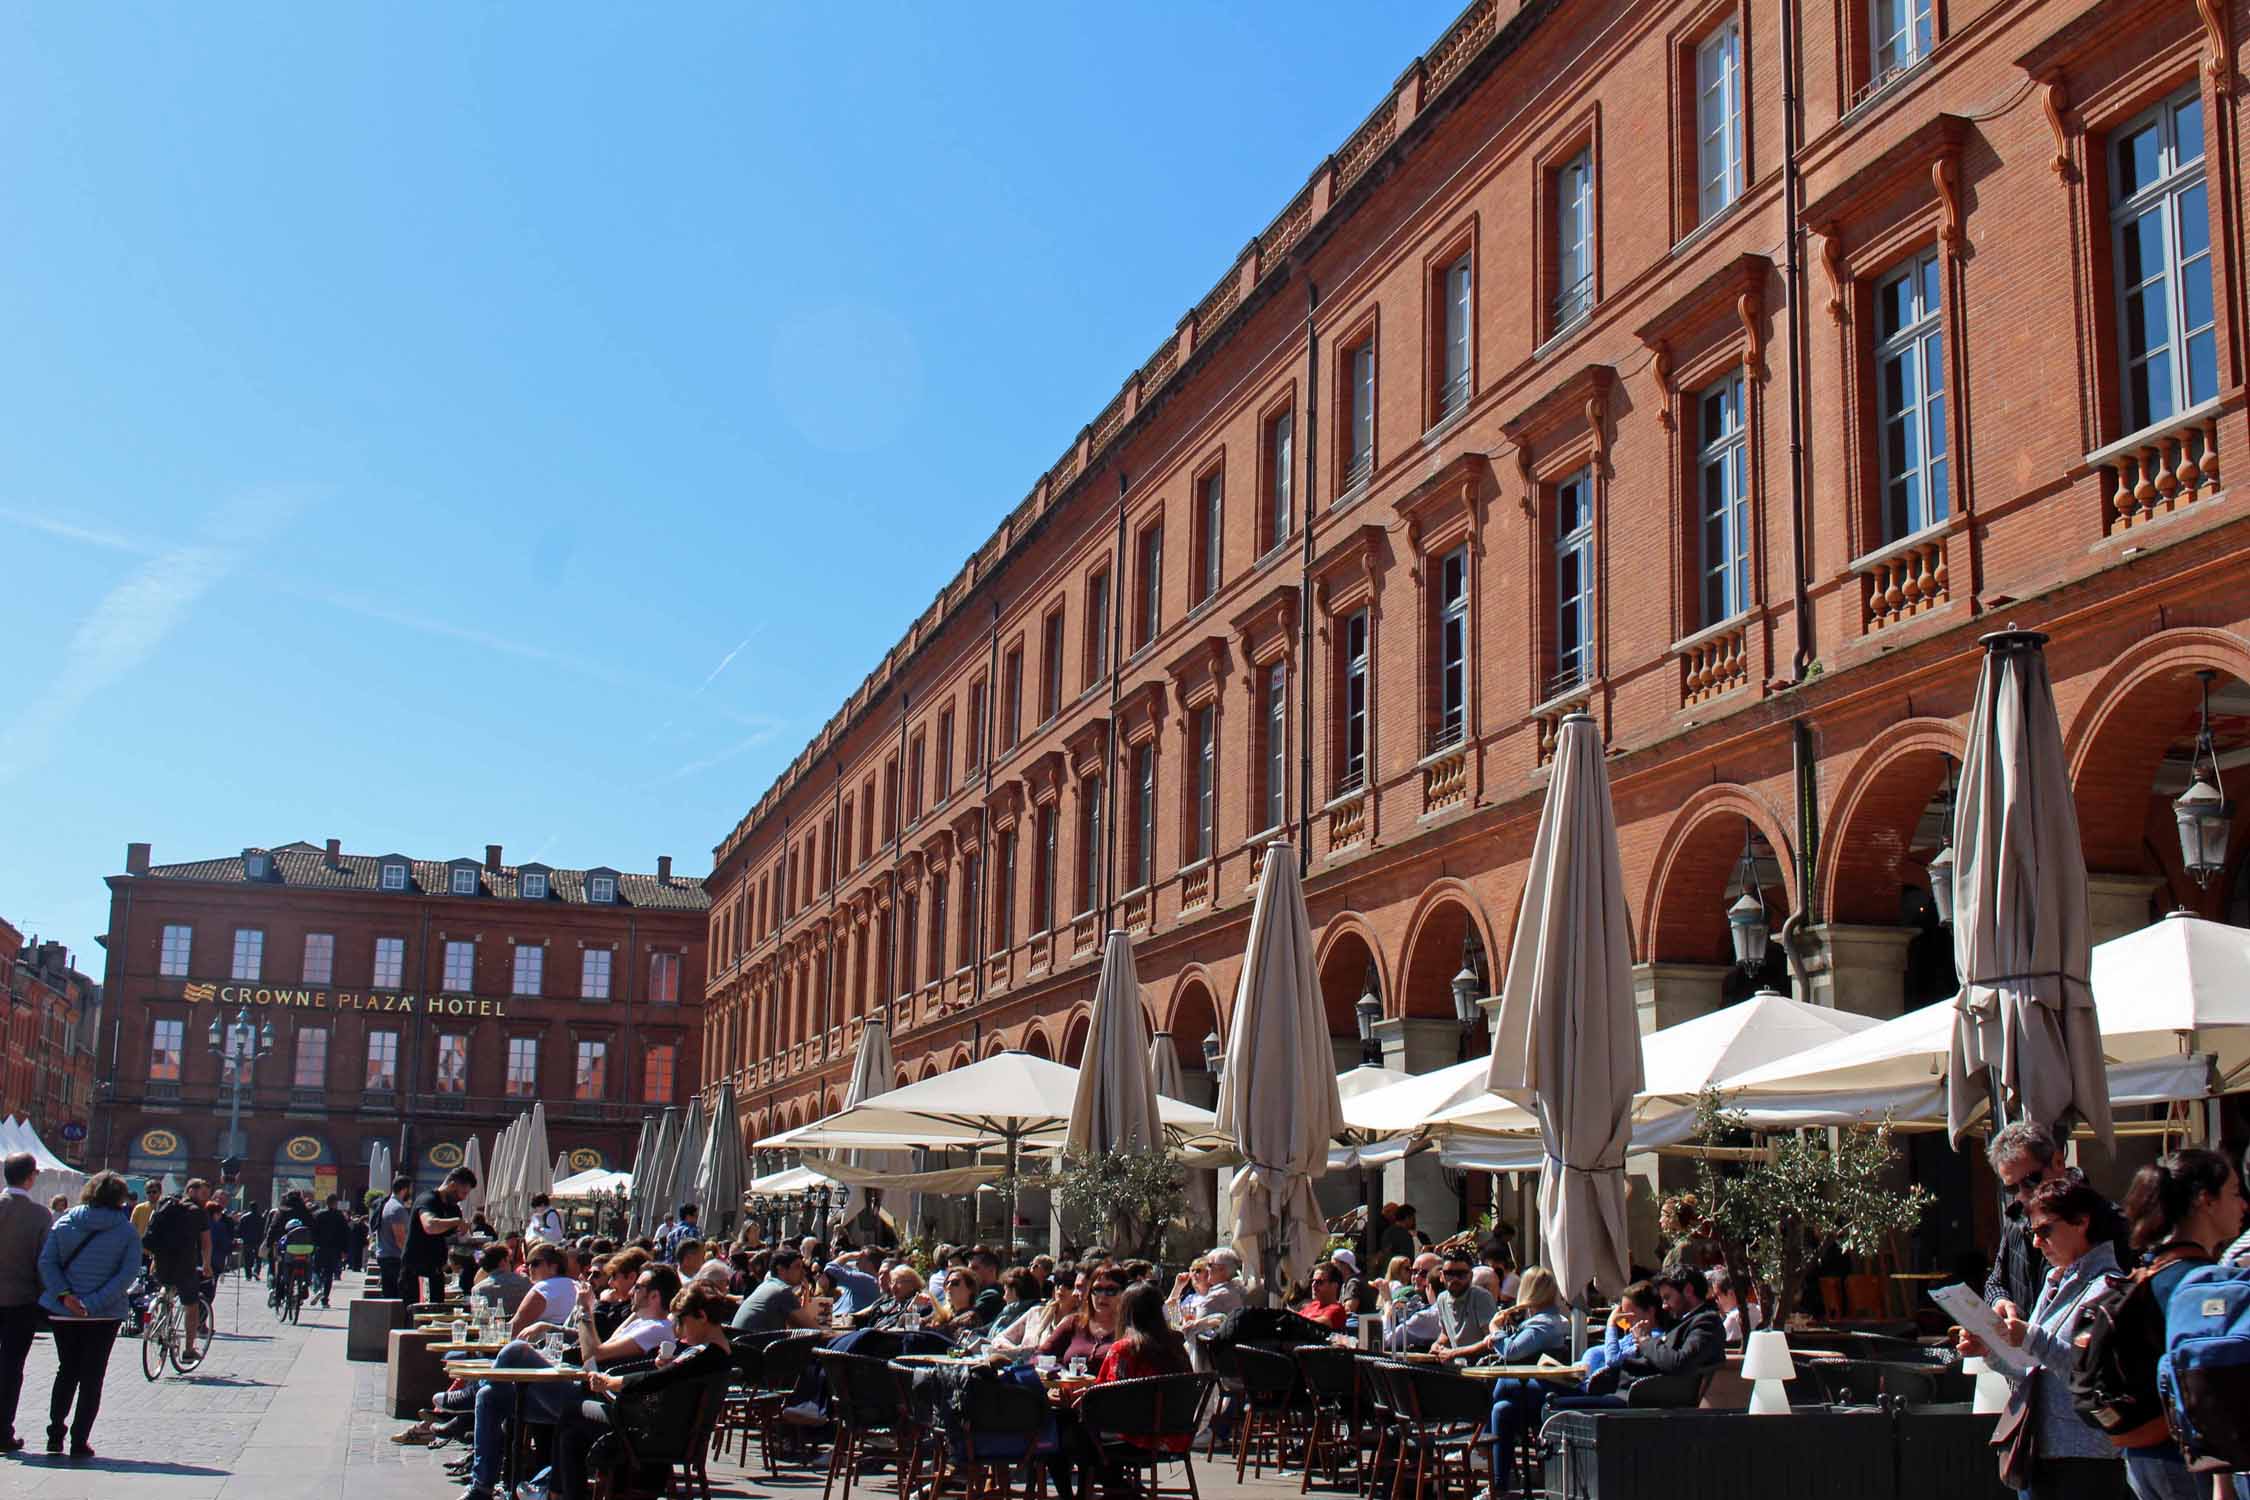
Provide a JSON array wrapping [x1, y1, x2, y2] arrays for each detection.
[[143, 1179, 213, 1362], [266, 1195, 315, 1314]]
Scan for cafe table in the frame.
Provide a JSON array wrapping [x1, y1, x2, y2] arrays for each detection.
[[1458, 1364, 1588, 1383], [440, 1361, 589, 1492]]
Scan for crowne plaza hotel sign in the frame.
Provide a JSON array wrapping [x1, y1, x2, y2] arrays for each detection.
[[178, 981, 508, 1018]]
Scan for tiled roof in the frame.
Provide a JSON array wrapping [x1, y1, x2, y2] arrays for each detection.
[[143, 842, 709, 911]]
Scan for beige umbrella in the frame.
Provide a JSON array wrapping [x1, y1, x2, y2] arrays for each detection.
[[1217, 840, 1345, 1302], [1149, 1033, 1189, 1101], [1945, 629, 2113, 1148], [1487, 710, 1641, 1307], [1068, 930, 1168, 1247]]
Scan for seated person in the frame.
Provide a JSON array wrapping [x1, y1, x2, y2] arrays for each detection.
[[1040, 1269, 1123, 1370], [1488, 1278, 1653, 1463], [546, 1280, 735, 1500], [929, 1272, 982, 1341], [853, 1264, 937, 1331], [1049, 1281, 1192, 1500], [1709, 1268, 1760, 1346], [1424, 1251, 1498, 1362], [1294, 1260, 1352, 1332], [821, 1249, 882, 1316], [990, 1271, 1073, 1353], [467, 1245, 531, 1319], [1480, 1267, 1570, 1366], [1548, 1267, 1723, 1414], [992, 1267, 1043, 1332], [509, 1242, 583, 1340], [591, 1249, 650, 1339], [730, 1246, 824, 1335], [1382, 1254, 1443, 1351]]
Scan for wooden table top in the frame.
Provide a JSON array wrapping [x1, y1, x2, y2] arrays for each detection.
[[442, 1363, 586, 1383], [1458, 1363, 1587, 1381]]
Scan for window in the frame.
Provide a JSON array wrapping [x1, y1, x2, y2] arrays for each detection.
[[1553, 467, 1597, 692], [1197, 706, 1215, 863], [899, 892, 918, 993], [159, 924, 192, 978], [649, 950, 681, 1005], [1077, 776, 1104, 915], [1261, 661, 1288, 833], [1344, 339, 1376, 490], [1001, 647, 1024, 751], [1437, 254, 1473, 420], [151, 1018, 183, 1082], [443, 940, 475, 992], [1194, 469, 1224, 605], [993, 829, 1017, 949], [302, 933, 334, 986], [1553, 151, 1595, 331], [1040, 609, 1066, 721], [1130, 743, 1156, 890], [506, 1036, 538, 1098], [643, 1043, 675, 1104], [1697, 22, 1744, 222], [246, 850, 270, 880], [935, 710, 954, 800], [1340, 611, 1371, 792], [839, 798, 856, 871], [1871, 0, 1932, 86], [883, 756, 900, 842], [2113, 88, 2216, 434], [522, 871, 548, 900], [280, 1025, 322, 1091], [1085, 572, 1110, 683], [860, 777, 876, 858], [512, 943, 543, 997], [1265, 408, 1294, 551], [435, 1033, 469, 1094], [365, 1030, 398, 1092], [959, 852, 981, 962], [1875, 250, 1949, 540], [966, 681, 987, 773], [380, 862, 407, 892], [581, 947, 612, 1000], [373, 936, 405, 989], [587, 874, 616, 904], [1135, 522, 1164, 649], [451, 866, 478, 896], [929, 871, 951, 981], [1696, 374, 1752, 625], [574, 1041, 608, 1100], [1034, 804, 1058, 933], [1435, 546, 1470, 747], [231, 928, 264, 982], [907, 733, 926, 822]]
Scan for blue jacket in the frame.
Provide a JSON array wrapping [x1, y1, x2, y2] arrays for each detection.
[[1493, 1308, 1571, 1364], [39, 1205, 141, 1320]]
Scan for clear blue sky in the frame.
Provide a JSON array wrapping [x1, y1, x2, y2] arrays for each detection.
[[0, 4, 1450, 967]]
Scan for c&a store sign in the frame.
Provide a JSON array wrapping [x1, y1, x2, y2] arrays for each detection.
[[179, 981, 507, 1018]]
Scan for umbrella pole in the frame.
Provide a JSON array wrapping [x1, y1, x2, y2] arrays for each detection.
[[1006, 1131, 1021, 1257]]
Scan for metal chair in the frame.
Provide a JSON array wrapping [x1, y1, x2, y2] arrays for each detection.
[[1393, 1362, 1497, 1500], [1076, 1372, 1214, 1500], [1292, 1344, 1362, 1492], [925, 1373, 1054, 1500], [1352, 1357, 1406, 1499], [753, 1332, 831, 1475], [1231, 1344, 1307, 1481], [814, 1348, 928, 1500]]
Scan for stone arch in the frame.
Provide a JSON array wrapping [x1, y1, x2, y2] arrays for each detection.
[[947, 1043, 973, 1073], [1314, 913, 1390, 1036], [1020, 1019, 1056, 1060], [983, 1032, 1008, 1058], [825, 1086, 844, 1115], [1641, 782, 1798, 965], [1060, 1006, 1093, 1067], [1396, 878, 1499, 1024], [1818, 717, 1967, 926], [1162, 968, 1222, 1070]]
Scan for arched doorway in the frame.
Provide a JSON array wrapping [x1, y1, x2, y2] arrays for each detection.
[[1060, 1009, 1092, 1067], [1397, 887, 1495, 1050], [1315, 920, 1386, 1062], [1164, 973, 1221, 1087], [1644, 790, 1797, 1021]]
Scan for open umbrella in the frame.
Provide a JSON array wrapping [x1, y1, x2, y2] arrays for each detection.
[[1067, 929, 1168, 1247], [1946, 629, 2113, 1149], [1216, 840, 1344, 1303], [765, 1053, 1217, 1152], [695, 1079, 747, 1235], [1487, 710, 1641, 1317], [1149, 1034, 1188, 1100]]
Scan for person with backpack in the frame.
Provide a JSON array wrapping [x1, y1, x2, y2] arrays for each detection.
[[2134, 1149, 2250, 1496], [144, 1180, 212, 1362], [38, 1172, 142, 1459]]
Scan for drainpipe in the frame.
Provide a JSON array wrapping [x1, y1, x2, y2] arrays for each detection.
[[1780, 717, 1819, 997], [1780, 0, 1815, 679], [975, 601, 1000, 1005], [1104, 470, 1127, 929], [1298, 281, 1321, 874]]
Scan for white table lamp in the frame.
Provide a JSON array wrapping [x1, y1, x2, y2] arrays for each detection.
[[1962, 1356, 2009, 1414], [1742, 1329, 1797, 1414]]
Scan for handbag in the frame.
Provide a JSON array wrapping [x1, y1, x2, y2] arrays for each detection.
[[1991, 1369, 2038, 1491]]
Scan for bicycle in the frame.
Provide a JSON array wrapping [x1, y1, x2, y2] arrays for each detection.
[[270, 1246, 313, 1324], [140, 1281, 211, 1379]]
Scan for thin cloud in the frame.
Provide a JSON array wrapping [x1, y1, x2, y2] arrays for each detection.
[[648, 727, 784, 787], [313, 592, 638, 689], [0, 504, 162, 557], [695, 635, 753, 694]]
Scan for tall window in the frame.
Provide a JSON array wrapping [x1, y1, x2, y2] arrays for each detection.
[[1131, 744, 1157, 890], [231, 928, 264, 982], [928, 872, 949, 982], [1266, 408, 1294, 550], [435, 1033, 469, 1095], [1085, 572, 1110, 683], [1554, 151, 1594, 330], [1345, 340, 1376, 489], [907, 733, 925, 822], [2114, 88, 2215, 433], [1136, 522, 1164, 649], [1261, 661, 1288, 833], [443, 940, 475, 993], [505, 1036, 539, 1098], [994, 829, 1017, 949], [301, 933, 334, 985], [150, 1019, 183, 1082], [1341, 611, 1371, 792], [294, 1027, 328, 1089], [1554, 468, 1597, 691], [1876, 250, 1949, 539], [1438, 253, 1472, 420], [966, 681, 987, 773], [883, 756, 900, 841], [159, 924, 192, 978], [1697, 374, 1752, 624], [365, 1030, 398, 1092], [839, 797, 856, 871], [512, 943, 544, 997], [1871, 0, 1933, 84], [1001, 647, 1024, 750], [1195, 469, 1224, 605], [574, 1040, 607, 1100], [1697, 22, 1744, 222], [860, 777, 876, 857], [935, 708, 955, 800], [1078, 777, 1104, 915], [899, 893, 918, 992], [1034, 804, 1058, 933], [1191, 707, 1217, 862], [643, 1043, 675, 1103], [1436, 545, 1470, 746], [581, 948, 613, 1000], [649, 951, 681, 1004], [959, 852, 980, 961], [373, 936, 405, 989], [1040, 610, 1066, 721]]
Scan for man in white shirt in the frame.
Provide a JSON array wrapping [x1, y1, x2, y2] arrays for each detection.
[[525, 1194, 564, 1244]]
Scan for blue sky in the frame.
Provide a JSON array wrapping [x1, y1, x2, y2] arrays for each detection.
[[0, 4, 1450, 966]]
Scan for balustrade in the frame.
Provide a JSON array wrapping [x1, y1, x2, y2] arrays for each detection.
[[2094, 407, 2222, 533]]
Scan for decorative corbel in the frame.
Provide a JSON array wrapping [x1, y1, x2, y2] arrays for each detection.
[[1651, 341, 1675, 430], [1515, 443, 1534, 516], [1586, 391, 1609, 473], [2040, 74, 2071, 178], [1737, 289, 1767, 382], [1934, 154, 1965, 259], [2198, 0, 2231, 82], [1817, 224, 1847, 324]]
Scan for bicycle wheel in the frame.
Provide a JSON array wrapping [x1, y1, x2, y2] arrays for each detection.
[[141, 1303, 171, 1380], [174, 1299, 211, 1371]]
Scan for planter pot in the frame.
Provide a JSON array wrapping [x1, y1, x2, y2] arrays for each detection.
[[1894, 1405, 2011, 1500]]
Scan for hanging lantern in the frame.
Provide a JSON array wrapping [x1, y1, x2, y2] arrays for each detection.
[[2175, 670, 2234, 888], [1200, 1035, 1222, 1079], [1728, 891, 1771, 972], [1926, 842, 1956, 925]]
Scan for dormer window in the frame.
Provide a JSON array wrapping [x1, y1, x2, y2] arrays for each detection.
[[521, 872, 549, 900], [588, 875, 617, 904], [450, 867, 479, 896], [244, 851, 271, 881], [379, 862, 408, 892]]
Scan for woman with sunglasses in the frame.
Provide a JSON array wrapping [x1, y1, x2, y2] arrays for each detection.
[[1040, 1270, 1123, 1369], [1957, 1177, 2127, 1500], [991, 1266, 1076, 1353]]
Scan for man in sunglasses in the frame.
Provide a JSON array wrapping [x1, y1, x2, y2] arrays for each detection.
[[1427, 1249, 1497, 1363], [1981, 1121, 2131, 1321]]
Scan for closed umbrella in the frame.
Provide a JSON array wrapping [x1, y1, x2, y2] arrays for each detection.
[[554, 1153, 569, 1189], [625, 1117, 654, 1234], [1216, 841, 1344, 1302], [639, 1109, 679, 1239], [1946, 629, 2113, 1149], [522, 1103, 554, 1222], [1067, 930, 1167, 1247], [1149, 1034, 1188, 1101], [488, 1121, 517, 1230], [1487, 710, 1641, 1315], [843, 1019, 907, 1236], [461, 1136, 486, 1225], [695, 1079, 747, 1235], [663, 1096, 704, 1231]]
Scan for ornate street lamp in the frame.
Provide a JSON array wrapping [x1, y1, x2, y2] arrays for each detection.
[[2175, 670, 2234, 888], [1355, 963, 1383, 1068], [1727, 821, 1771, 973], [206, 1007, 274, 1170]]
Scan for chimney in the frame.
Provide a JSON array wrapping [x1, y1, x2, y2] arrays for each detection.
[[486, 844, 503, 873], [657, 855, 673, 884], [325, 838, 342, 864], [126, 842, 151, 876]]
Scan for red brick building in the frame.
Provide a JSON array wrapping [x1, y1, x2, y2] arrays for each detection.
[[94, 840, 707, 1205], [0, 921, 101, 1164], [704, 0, 2250, 1249]]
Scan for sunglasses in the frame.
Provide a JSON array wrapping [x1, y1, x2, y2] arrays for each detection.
[[2027, 1219, 2060, 1242], [2005, 1167, 2049, 1196], [1091, 1286, 1123, 1297]]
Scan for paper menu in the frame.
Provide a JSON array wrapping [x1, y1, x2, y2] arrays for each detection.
[[1928, 1282, 2033, 1377]]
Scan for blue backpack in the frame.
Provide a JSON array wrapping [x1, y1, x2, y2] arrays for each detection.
[[2156, 1263, 2250, 1472]]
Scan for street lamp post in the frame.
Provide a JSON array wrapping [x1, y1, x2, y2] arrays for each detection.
[[206, 1006, 274, 1193]]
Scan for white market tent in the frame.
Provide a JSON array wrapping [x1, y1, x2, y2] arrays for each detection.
[[550, 1167, 631, 1199], [0, 1118, 84, 1204], [2089, 911, 2250, 1084]]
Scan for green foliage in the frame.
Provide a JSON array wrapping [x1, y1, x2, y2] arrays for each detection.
[[1010, 1148, 1187, 1258], [1659, 1087, 1933, 1328]]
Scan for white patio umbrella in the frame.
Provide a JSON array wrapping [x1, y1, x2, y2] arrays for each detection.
[[522, 1103, 554, 1225], [487, 1120, 517, 1230], [1334, 1064, 1412, 1101], [461, 1136, 487, 1224], [625, 1117, 655, 1233], [694, 1079, 747, 1234], [762, 1053, 1217, 1152], [1342, 1056, 1527, 1136], [2090, 911, 2250, 1084], [1946, 628, 2113, 1149], [1149, 1034, 1189, 1101], [1067, 929, 1167, 1245], [1487, 711, 1641, 1314], [638, 1108, 679, 1238], [554, 1152, 569, 1188], [1216, 841, 1345, 1303], [552, 1167, 632, 1199], [842, 1019, 910, 1176]]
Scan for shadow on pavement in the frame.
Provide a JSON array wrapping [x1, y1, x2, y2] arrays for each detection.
[[15, 1456, 230, 1476]]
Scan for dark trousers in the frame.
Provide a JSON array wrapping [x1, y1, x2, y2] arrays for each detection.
[[2026, 1456, 2133, 1500], [401, 1266, 446, 1308], [377, 1258, 402, 1301], [47, 1319, 119, 1447], [0, 1304, 41, 1441], [552, 1397, 614, 1500]]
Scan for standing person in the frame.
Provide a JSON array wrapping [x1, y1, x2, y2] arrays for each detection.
[[238, 1204, 266, 1281], [144, 1180, 213, 1361], [661, 1205, 699, 1264], [1985, 1122, 2132, 1321], [345, 1205, 368, 1273], [206, 1201, 237, 1280], [374, 1176, 411, 1301], [37, 1172, 141, 1460], [0, 1153, 52, 1451], [526, 1194, 564, 1245], [398, 1167, 477, 1309], [311, 1195, 349, 1307], [129, 1181, 159, 1243], [1377, 1204, 1420, 1265]]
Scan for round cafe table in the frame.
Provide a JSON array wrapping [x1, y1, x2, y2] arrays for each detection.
[[441, 1362, 587, 1492]]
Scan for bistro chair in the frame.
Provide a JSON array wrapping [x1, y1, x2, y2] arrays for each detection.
[[712, 1339, 765, 1467], [1076, 1372, 1214, 1500], [814, 1348, 928, 1500], [1393, 1362, 1497, 1500], [1351, 1356, 1406, 1500], [923, 1372, 1054, 1500], [1292, 1344, 1363, 1492], [1230, 1344, 1307, 1481], [753, 1332, 831, 1475], [1623, 1367, 1717, 1410], [590, 1372, 732, 1500]]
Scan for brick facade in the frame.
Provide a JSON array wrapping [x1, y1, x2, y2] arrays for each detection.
[[0, 921, 100, 1163], [703, 0, 2250, 1227], [93, 840, 708, 1205]]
